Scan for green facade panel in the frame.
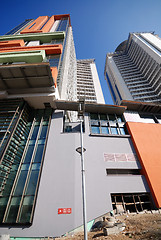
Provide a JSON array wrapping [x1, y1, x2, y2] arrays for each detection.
[[0, 32, 65, 44], [0, 50, 46, 64]]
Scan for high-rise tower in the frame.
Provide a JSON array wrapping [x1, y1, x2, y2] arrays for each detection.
[[0, 17, 161, 238], [77, 59, 105, 103], [0, 14, 78, 229], [0, 14, 77, 108], [105, 32, 161, 105]]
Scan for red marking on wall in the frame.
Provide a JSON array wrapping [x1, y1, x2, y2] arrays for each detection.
[[58, 208, 72, 214]]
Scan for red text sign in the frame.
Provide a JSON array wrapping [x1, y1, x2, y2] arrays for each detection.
[[58, 208, 72, 214]]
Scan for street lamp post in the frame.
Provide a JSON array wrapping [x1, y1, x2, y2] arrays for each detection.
[[76, 99, 88, 240]]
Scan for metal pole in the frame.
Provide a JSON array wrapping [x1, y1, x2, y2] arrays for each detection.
[[80, 116, 88, 240]]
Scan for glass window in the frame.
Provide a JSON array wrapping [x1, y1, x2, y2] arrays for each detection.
[[18, 196, 34, 223], [117, 116, 123, 122], [40, 125, 48, 139], [90, 113, 98, 120], [1, 105, 51, 225], [48, 55, 60, 68], [90, 113, 127, 136], [23, 144, 34, 164], [56, 18, 68, 32], [100, 114, 107, 120], [91, 126, 100, 134], [0, 197, 9, 221], [5, 197, 21, 223], [120, 127, 126, 135], [109, 114, 116, 122], [5, 19, 32, 35], [33, 144, 44, 163], [31, 125, 39, 140], [101, 126, 109, 134], [25, 169, 39, 196], [91, 120, 99, 126], [13, 169, 28, 196], [111, 127, 118, 135], [139, 114, 155, 123]]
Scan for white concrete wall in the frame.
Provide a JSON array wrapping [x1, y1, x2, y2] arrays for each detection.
[[133, 34, 161, 64], [124, 111, 155, 123], [49, 20, 60, 32], [105, 57, 133, 103], [140, 33, 161, 53], [90, 62, 105, 104]]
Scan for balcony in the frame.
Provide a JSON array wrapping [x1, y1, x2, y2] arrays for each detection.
[[0, 50, 46, 64], [0, 62, 54, 94]]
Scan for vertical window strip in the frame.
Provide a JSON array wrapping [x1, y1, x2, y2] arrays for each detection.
[[4, 118, 41, 224], [2, 117, 35, 223], [56, 18, 68, 32], [5, 20, 34, 35], [0, 103, 20, 155], [1, 108, 51, 224], [56, 18, 69, 89], [0, 101, 26, 193], [17, 109, 51, 224], [47, 54, 60, 69], [0, 103, 31, 222]]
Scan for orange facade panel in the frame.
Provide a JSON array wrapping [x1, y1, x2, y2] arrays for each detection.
[[20, 14, 71, 34], [20, 16, 48, 34], [0, 40, 25, 48], [41, 16, 55, 33], [51, 67, 58, 87], [0, 44, 63, 55], [126, 122, 161, 208]]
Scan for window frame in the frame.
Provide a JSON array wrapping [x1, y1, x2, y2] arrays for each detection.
[[89, 113, 128, 136]]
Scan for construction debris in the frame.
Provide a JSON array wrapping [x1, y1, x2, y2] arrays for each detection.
[[56, 210, 161, 240]]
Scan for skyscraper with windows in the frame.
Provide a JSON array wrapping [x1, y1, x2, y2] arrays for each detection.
[[77, 59, 105, 103], [0, 14, 77, 107], [1, 16, 161, 239], [0, 14, 77, 229], [105, 32, 161, 105], [0, 14, 106, 237]]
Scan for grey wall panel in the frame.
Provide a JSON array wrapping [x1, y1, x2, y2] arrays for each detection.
[[0, 111, 150, 237]]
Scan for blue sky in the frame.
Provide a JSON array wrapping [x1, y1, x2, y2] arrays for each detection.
[[1, 0, 161, 104]]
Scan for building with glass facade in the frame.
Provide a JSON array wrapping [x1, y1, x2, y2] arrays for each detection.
[[0, 16, 161, 239], [105, 32, 161, 105], [1, 98, 160, 237]]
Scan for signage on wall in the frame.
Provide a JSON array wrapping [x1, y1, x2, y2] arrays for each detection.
[[58, 208, 72, 214]]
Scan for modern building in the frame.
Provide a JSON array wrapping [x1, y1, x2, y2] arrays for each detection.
[[0, 98, 161, 237], [77, 59, 105, 104], [0, 14, 77, 108], [105, 32, 161, 105], [0, 15, 161, 239]]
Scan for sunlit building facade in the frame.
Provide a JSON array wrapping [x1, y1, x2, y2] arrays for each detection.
[[0, 14, 77, 107], [0, 17, 161, 239], [105, 32, 161, 105], [0, 14, 78, 233], [77, 59, 105, 103]]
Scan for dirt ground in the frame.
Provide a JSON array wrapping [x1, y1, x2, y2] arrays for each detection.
[[56, 211, 161, 240]]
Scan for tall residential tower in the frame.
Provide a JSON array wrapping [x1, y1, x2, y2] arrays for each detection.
[[77, 59, 105, 103], [1, 16, 161, 239], [105, 32, 161, 105]]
